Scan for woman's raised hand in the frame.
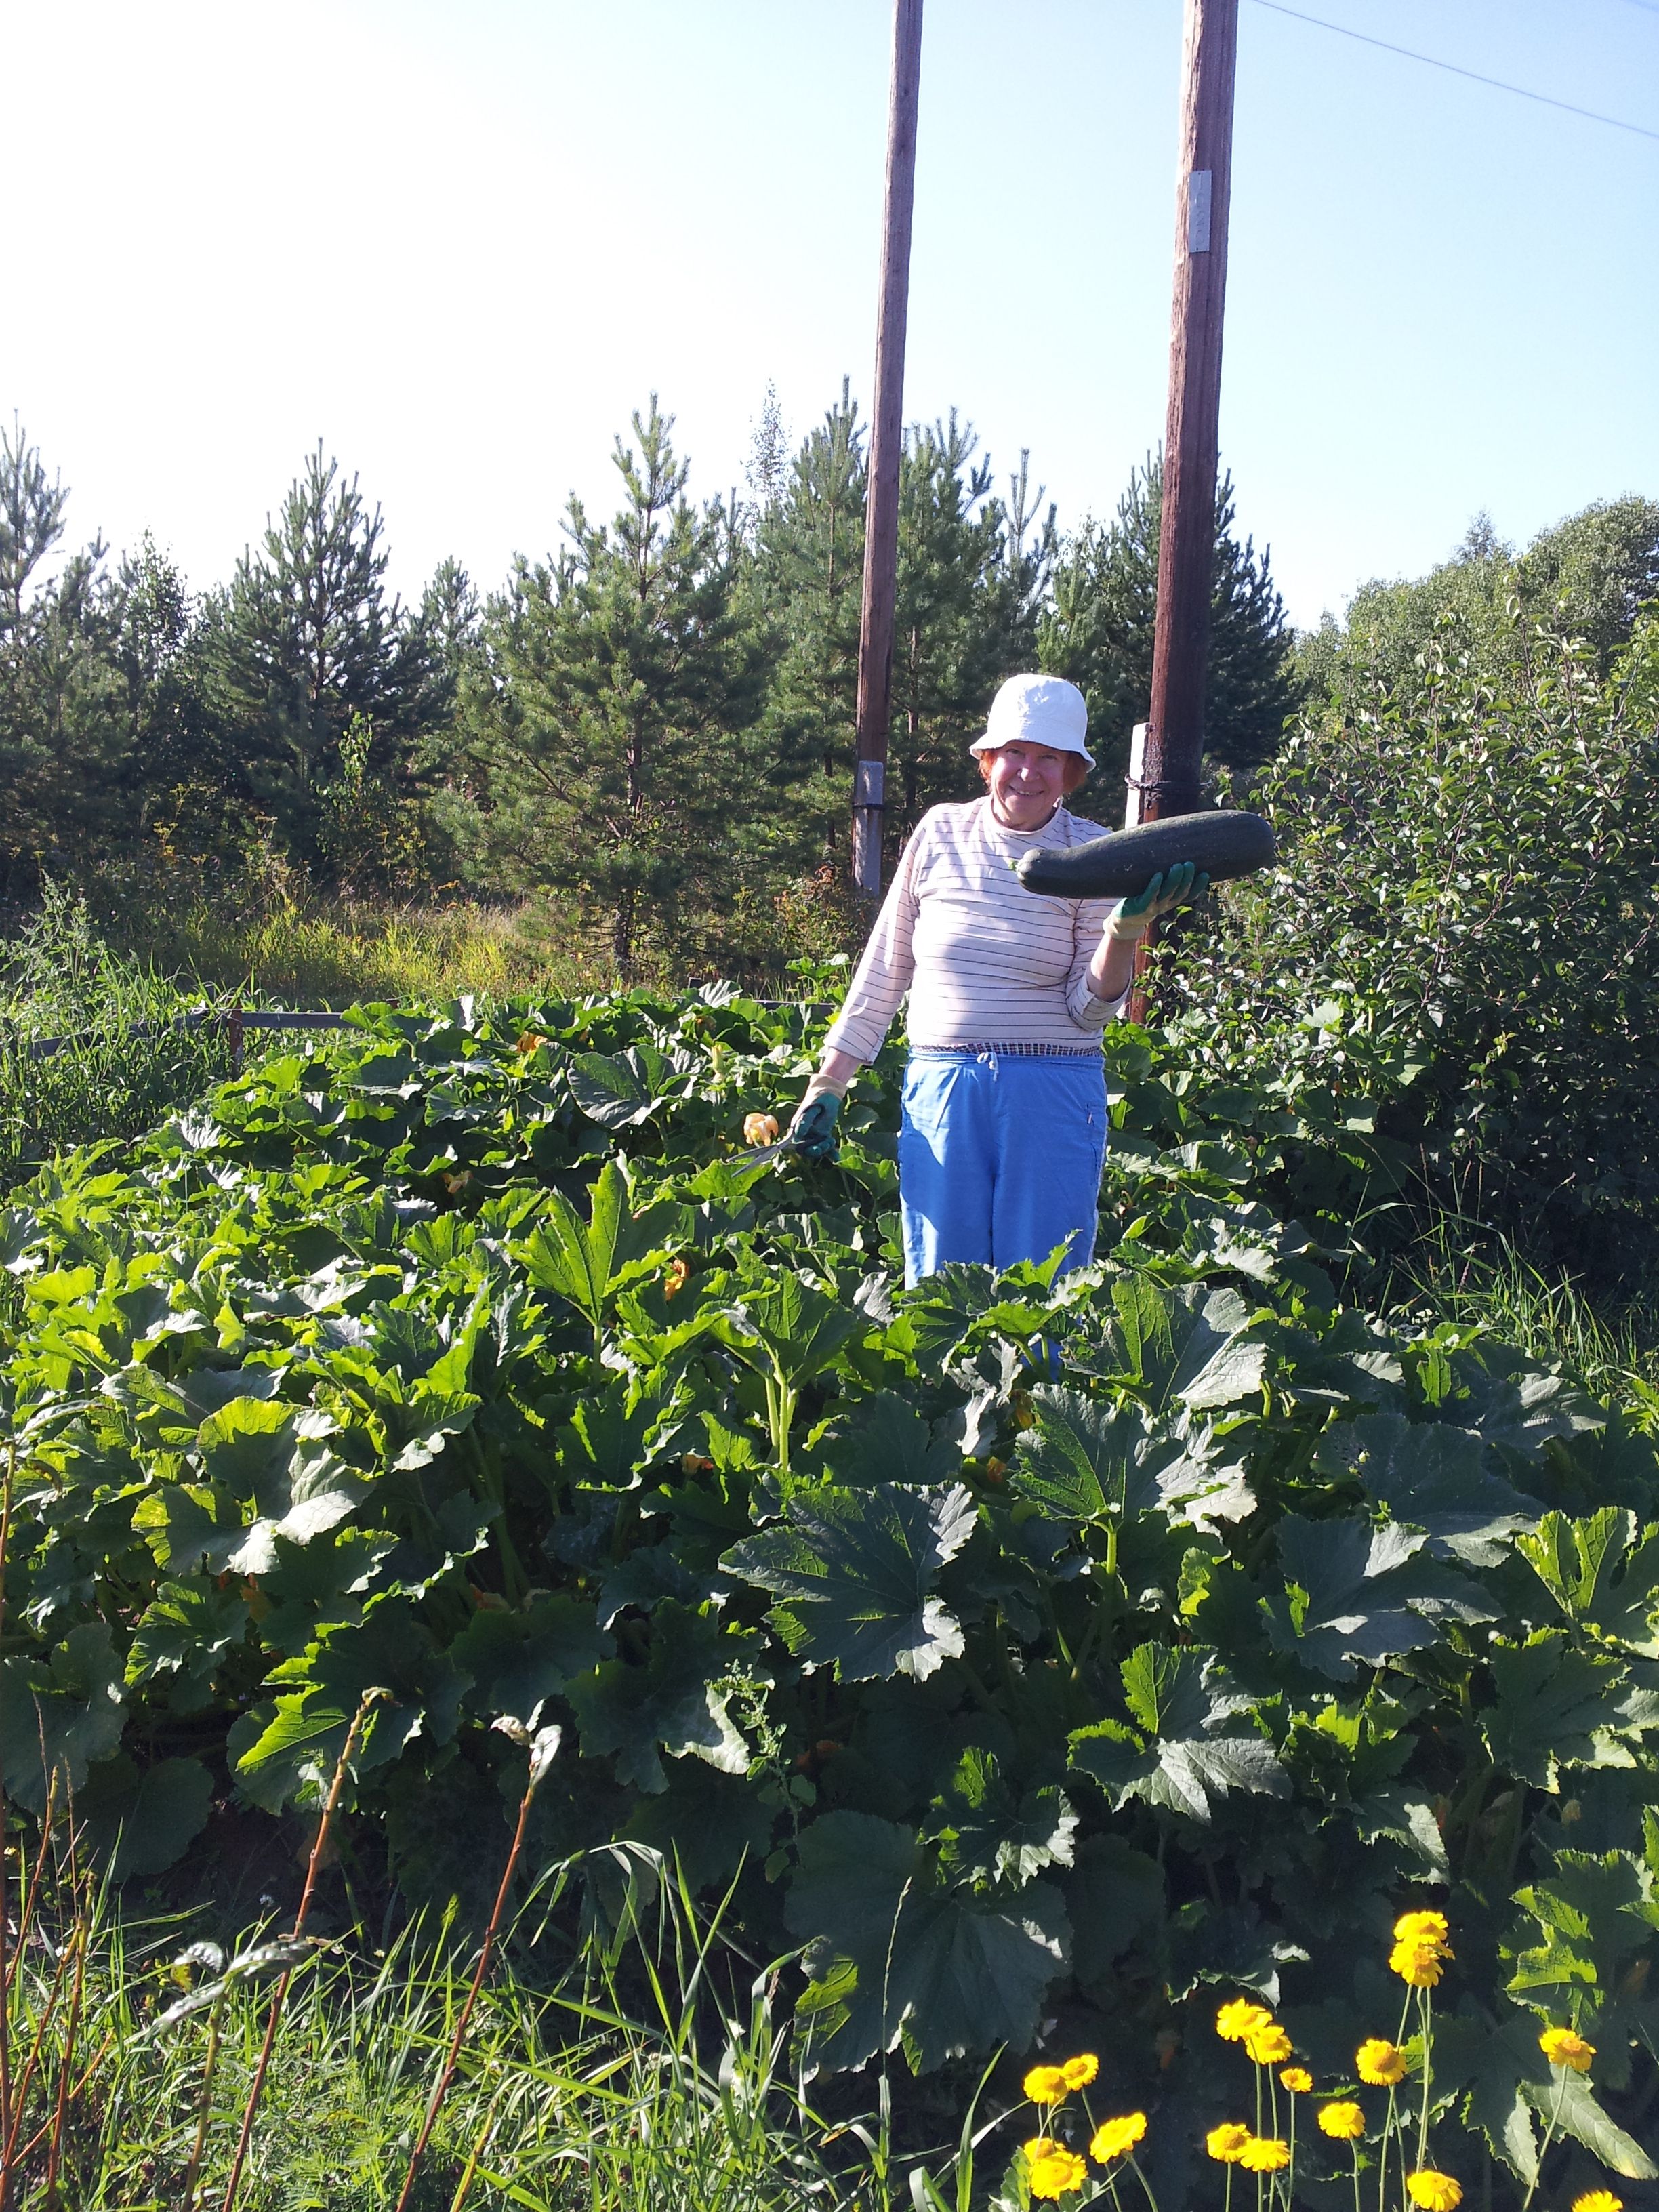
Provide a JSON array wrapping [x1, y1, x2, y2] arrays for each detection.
[[1106, 863, 1209, 941]]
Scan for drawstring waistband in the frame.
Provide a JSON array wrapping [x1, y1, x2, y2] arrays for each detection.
[[909, 1042, 1103, 1061]]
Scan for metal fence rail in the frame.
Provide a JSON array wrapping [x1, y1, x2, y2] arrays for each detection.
[[16, 1008, 359, 1063]]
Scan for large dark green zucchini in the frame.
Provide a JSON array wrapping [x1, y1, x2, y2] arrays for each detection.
[[1015, 809, 1276, 899]]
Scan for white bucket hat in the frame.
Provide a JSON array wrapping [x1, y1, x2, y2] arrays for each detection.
[[969, 672, 1094, 768]]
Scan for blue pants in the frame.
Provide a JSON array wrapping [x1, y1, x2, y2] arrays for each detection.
[[898, 1049, 1109, 1288]]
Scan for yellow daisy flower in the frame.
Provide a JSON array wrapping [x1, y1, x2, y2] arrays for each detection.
[[1540, 2026, 1595, 2072], [1205, 2123, 1252, 2163], [1357, 2037, 1408, 2085], [1279, 2066, 1313, 2093], [1405, 2171, 1462, 2211], [1215, 1998, 1273, 2043], [1239, 2136, 1292, 2173], [1393, 1910, 1450, 1944], [1318, 2101, 1366, 2141], [1023, 2065, 1072, 2106], [1090, 2114, 1147, 2163], [1572, 2192, 1623, 2212], [1243, 2022, 1294, 2066], [1389, 1938, 1447, 1987], [1024, 2140, 1087, 2200], [1061, 2054, 1099, 2091]]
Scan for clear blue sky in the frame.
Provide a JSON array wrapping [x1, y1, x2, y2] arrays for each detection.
[[11, 0, 1656, 628]]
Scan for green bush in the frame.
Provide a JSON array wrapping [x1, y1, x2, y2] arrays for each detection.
[[1, 984, 1658, 2203], [1169, 612, 1659, 1282]]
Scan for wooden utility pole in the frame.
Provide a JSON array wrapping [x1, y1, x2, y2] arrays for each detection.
[[1132, 0, 1239, 1014], [851, 0, 924, 897]]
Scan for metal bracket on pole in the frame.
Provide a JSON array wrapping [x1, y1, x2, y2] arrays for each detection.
[[1122, 722, 1148, 830], [853, 759, 887, 895]]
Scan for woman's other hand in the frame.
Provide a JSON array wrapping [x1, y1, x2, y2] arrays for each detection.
[[790, 1093, 842, 1160], [788, 1049, 859, 1158]]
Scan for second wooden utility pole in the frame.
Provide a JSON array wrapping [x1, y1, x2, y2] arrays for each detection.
[[1130, 0, 1238, 1019], [851, 0, 924, 898], [1143, 0, 1239, 826]]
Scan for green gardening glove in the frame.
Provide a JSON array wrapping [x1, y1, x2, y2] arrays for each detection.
[[1109, 861, 1210, 940], [790, 1092, 842, 1161]]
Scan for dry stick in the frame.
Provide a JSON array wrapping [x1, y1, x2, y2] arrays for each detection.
[[392, 1730, 559, 2212], [180, 1982, 230, 2212], [218, 1692, 380, 2212]]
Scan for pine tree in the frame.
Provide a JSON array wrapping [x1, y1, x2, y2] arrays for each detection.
[[748, 380, 868, 873], [886, 415, 1054, 834], [1039, 453, 1298, 789], [200, 445, 451, 869], [0, 424, 129, 893], [469, 399, 769, 978]]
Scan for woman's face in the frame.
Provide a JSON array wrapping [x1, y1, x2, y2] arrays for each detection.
[[987, 741, 1067, 830]]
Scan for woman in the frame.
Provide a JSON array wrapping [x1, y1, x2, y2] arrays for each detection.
[[788, 672, 1197, 1286]]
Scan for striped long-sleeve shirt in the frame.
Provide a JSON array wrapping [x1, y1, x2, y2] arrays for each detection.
[[823, 797, 1127, 1063]]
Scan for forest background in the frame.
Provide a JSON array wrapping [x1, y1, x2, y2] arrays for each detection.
[[3, 390, 1658, 1302], [14, 389, 1650, 987]]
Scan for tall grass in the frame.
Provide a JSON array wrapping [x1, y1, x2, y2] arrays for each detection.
[[0, 883, 233, 1187], [1387, 1210, 1659, 1429], [0, 1825, 1000, 2212], [119, 895, 611, 1010]]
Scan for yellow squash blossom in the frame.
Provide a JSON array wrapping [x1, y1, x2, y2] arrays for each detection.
[[663, 1257, 690, 1298], [1215, 1999, 1273, 2043], [1318, 2102, 1366, 2141], [1357, 2037, 1408, 2085], [1243, 2022, 1294, 2066], [1572, 2193, 1623, 2212], [1239, 2136, 1292, 2173], [1024, 2140, 1087, 2200], [1090, 2114, 1147, 2163], [743, 1112, 781, 1146], [1205, 2123, 1252, 2163], [1279, 2066, 1313, 2093], [1023, 2066, 1072, 2106], [1405, 2171, 1463, 2211], [1540, 2026, 1596, 2072], [1061, 2054, 1099, 2091]]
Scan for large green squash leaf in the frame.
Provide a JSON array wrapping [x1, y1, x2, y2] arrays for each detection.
[[127, 1578, 249, 1712], [450, 1595, 610, 1726], [784, 1810, 1069, 2074], [930, 1746, 1077, 1886], [565, 1599, 760, 1793], [1517, 1509, 1659, 1652], [1263, 1515, 1494, 1681], [517, 1161, 689, 1336], [0, 1622, 126, 1813], [723, 1482, 975, 1682], [1010, 1389, 1158, 1523], [1322, 1410, 1539, 1566], [1069, 1643, 1287, 1822], [1482, 1631, 1633, 1786], [79, 1753, 213, 1877]]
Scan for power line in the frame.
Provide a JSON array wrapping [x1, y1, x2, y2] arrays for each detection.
[[1246, 0, 1659, 142]]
